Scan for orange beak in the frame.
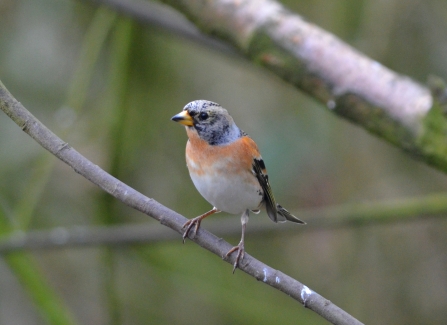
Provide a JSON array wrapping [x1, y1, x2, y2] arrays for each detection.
[[171, 110, 193, 126]]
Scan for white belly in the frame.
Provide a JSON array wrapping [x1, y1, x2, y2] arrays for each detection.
[[189, 166, 263, 215]]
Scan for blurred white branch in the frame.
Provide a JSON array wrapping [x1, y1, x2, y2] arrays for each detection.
[[80, 0, 447, 175]]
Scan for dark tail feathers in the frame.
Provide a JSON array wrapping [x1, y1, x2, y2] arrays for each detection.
[[277, 204, 306, 224]]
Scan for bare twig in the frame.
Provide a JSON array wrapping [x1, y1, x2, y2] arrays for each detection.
[[0, 80, 363, 324]]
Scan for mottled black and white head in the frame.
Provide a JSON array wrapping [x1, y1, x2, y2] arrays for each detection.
[[171, 100, 243, 145]]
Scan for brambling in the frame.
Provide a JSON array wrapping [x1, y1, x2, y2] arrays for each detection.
[[171, 100, 305, 272]]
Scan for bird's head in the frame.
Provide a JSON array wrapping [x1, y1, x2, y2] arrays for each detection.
[[171, 100, 242, 145]]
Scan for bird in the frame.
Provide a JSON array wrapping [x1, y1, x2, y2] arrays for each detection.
[[171, 100, 305, 272]]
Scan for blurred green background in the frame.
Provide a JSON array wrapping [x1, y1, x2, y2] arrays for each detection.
[[1, 0, 447, 324]]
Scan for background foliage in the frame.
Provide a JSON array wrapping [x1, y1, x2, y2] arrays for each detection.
[[1, 0, 447, 324]]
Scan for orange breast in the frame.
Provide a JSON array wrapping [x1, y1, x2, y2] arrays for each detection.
[[185, 128, 262, 179], [184, 128, 265, 213]]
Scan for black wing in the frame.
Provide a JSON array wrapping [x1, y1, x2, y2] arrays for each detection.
[[253, 158, 305, 224], [252, 158, 284, 223]]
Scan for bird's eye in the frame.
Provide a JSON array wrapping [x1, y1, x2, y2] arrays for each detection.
[[199, 112, 209, 120]]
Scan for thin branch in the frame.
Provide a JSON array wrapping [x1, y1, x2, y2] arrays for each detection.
[[0, 224, 176, 252], [78, 0, 236, 55], [0, 81, 362, 325], [1, 193, 446, 253]]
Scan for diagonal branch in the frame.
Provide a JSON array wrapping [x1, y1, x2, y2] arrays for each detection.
[[0, 81, 362, 324], [80, 0, 447, 174]]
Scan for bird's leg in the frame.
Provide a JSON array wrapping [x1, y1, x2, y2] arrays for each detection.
[[225, 210, 249, 273], [182, 207, 220, 243]]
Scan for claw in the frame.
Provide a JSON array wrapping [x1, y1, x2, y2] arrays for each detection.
[[225, 241, 245, 273], [182, 217, 202, 243], [182, 207, 220, 243]]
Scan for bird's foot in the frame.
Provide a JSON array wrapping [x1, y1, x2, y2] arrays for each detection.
[[182, 208, 220, 243], [182, 216, 202, 243], [225, 240, 245, 273]]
